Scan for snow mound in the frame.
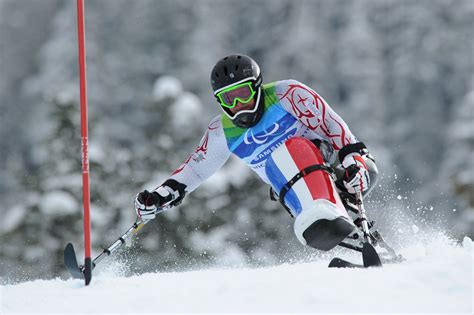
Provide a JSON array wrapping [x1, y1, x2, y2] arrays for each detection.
[[39, 191, 78, 216], [1, 235, 472, 314], [170, 92, 202, 128], [152, 75, 183, 102], [1, 205, 28, 233]]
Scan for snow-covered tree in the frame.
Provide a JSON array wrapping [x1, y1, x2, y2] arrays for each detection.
[[1, 0, 472, 279]]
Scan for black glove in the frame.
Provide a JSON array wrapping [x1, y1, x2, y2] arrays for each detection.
[[134, 188, 171, 221], [134, 179, 187, 221]]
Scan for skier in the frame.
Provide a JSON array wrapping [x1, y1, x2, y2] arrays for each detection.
[[134, 54, 378, 251]]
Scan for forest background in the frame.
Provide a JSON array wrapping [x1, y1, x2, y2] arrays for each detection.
[[0, 0, 472, 281]]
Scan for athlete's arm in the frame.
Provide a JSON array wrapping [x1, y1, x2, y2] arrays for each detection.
[[134, 116, 232, 220], [167, 115, 232, 193], [275, 79, 358, 152]]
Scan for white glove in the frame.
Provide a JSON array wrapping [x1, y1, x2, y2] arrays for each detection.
[[134, 187, 172, 221], [342, 153, 370, 194]]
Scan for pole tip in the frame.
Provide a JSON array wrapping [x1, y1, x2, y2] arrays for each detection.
[[84, 257, 92, 285]]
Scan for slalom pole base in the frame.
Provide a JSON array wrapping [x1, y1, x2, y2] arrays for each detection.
[[84, 257, 92, 285], [64, 243, 93, 284]]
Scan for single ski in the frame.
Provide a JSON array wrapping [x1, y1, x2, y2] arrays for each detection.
[[328, 257, 364, 268], [329, 242, 383, 268], [64, 243, 84, 279]]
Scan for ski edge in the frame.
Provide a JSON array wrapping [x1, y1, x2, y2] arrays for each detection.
[[329, 242, 385, 268], [328, 257, 364, 268]]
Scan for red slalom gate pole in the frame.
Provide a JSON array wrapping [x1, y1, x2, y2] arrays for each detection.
[[76, 0, 92, 285]]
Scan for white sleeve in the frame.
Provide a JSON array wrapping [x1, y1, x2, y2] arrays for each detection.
[[168, 116, 231, 193], [276, 79, 358, 151]]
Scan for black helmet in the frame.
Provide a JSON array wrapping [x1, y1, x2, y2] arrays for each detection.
[[211, 54, 264, 128]]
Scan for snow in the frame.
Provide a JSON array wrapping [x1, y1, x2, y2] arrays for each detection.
[[39, 191, 78, 216], [152, 76, 183, 102], [170, 92, 203, 128], [1, 234, 472, 314], [0, 205, 27, 233]]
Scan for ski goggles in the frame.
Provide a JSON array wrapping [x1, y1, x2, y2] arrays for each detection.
[[215, 81, 256, 109]]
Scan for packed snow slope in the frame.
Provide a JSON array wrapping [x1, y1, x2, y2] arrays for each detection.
[[1, 234, 472, 314]]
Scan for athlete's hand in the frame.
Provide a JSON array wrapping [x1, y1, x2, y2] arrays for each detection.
[[134, 187, 172, 221], [342, 153, 370, 194]]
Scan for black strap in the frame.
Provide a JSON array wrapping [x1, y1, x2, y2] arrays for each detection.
[[338, 142, 367, 163], [162, 179, 187, 207], [269, 187, 278, 201], [278, 164, 334, 217], [310, 138, 322, 148]]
